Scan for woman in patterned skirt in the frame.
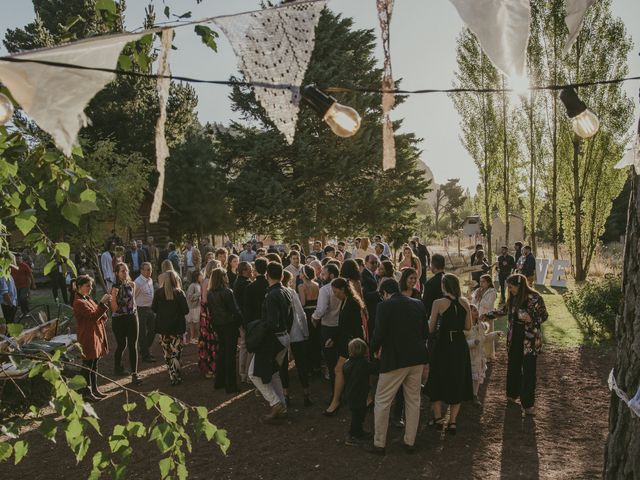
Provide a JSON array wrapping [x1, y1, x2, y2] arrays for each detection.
[[198, 260, 220, 378]]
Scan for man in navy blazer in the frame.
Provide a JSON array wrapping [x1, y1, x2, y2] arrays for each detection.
[[362, 254, 379, 294], [368, 278, 428, 455]]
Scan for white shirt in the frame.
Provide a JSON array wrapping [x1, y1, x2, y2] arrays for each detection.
[[312, 283, 341, 327], [472, 287, 497, 317], [285, 286, 309, 342], [186, 249, 193, 268], [134, 274, 154, 307], [100, 251, 114, 283], [284, 263, 302, 279]]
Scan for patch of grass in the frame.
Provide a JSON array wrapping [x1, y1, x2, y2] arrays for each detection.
[[492, 285, 590, 348]]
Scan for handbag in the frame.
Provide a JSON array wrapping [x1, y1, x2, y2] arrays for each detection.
[[246, 319, 269, 353]]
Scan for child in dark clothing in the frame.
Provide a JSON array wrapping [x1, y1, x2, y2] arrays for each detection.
[[343, 338, 376, 446]]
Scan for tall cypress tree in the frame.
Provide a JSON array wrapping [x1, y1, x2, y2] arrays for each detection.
[[216, 9, 430, 246]]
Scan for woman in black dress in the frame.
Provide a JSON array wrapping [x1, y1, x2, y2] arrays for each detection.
[[298, 265, 322, 374], [324, 277, 365, 416], [426, 273, 473, 434]]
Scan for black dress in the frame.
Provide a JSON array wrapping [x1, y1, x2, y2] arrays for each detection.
[[426, 297, 473, 404], [337, 296, 364, 358]]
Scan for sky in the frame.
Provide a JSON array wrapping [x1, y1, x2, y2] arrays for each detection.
[[1, 0, 639, 191]]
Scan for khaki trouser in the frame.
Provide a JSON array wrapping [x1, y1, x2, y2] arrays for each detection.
[[374, 364, 424, 448]]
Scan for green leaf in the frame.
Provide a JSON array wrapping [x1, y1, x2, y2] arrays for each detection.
[[77, 200, 100, 214], [66, 258, 78, 277], [195, 25, 218, 52], [84, 417, 101, 435], [67, 375, 87, 390], [66, 418, 83, 440], [55, 242, 71, 259], [72, 144, 84, 158], [55, 189, 65, 207], [61, 202, 81, 226], [14, 210, 37, 236], [159, 457, 174, 479], [125, 421, 145, 438], [214, 429, 230, 455], [144, 391, 161, 410], [177, 463, 188, 480], [13, 441, 28, 465], [0, 442, 13, 462], [111, 463, 128, 480], [39, 417, 58, 441], [195, 406, 208, 420], [118, 54, 132, 71], [38, 197, 47, 211], [6, 323, 23, 337], [80, 188, 96, 203], [95, 0, 117, 15], [122, 402, 137, 413], [201, 420, 217, 441], [43, 259, 57, 276]]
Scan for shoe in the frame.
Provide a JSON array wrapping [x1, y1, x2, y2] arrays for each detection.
[[345, 435, 366, 447], [365, 444, 386, 456], [304, 395, 313, 407], [261, 402, 286, 424], [401, 442, 416, 454], [131, 374, 142, 386], [446, 423, 457, 435], [524, 407, 536, 416], [205, 372, 214, 379], [391, 417, 405, 428], [323, 405, 340, 417], [473, 396, 482, 408], [434, 417, 446, 431]]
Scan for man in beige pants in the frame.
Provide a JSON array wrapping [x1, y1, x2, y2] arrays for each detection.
[[367, 278, 429, 455]]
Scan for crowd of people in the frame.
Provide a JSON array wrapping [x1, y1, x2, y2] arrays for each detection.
[[67, 233, 548, 455]]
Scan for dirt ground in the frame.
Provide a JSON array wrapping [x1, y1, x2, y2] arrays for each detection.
[[3, 337, 613, 480]]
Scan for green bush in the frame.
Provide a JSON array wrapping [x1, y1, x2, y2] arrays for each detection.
[[564, 275, 622, 340]]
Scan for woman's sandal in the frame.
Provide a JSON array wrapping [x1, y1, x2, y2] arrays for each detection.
[[446, 423, 457, 435], [434, 417, 446, 431]]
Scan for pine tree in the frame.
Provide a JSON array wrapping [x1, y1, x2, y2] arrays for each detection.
[[217, 9, 430, 244]]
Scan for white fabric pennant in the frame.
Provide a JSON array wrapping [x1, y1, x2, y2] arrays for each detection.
[[0, 33, 143, 156], [214, 0, 326, 144], [449, 0, 530, 78], [377, 0, 396, 171], [563, 0, 596, 55], [149, 29, 173, 224], [608, 369, 640, 418]]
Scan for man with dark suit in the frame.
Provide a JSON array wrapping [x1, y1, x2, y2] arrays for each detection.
[[368, 278, 429, 455], [422, 253, 446, 318], [244, 257, 269, 324], [374, 243, 389, 263], [125, 240, 147, 279], [362, 254, 379, 294], [411, 236, 430, 288]]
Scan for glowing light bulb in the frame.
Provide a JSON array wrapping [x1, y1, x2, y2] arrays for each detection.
[[324, 102, 361, 138], [0, 93, 14, 125], [571, 109, 600, 139], [560, 87, 600, 139], [301, 85, 362, 138]]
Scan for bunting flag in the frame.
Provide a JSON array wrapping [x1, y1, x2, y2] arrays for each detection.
[[563, 0, 596, 55], [0, 33, 143, 156], [213, 0, 326, 144], [608, 369, 640, 418], [149, 29, 173, 224], [615, 133, 640, 175], [449, 0, 531, 78], [377, 0, 396, 171]]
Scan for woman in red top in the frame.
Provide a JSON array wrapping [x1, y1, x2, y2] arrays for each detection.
[[73, 275, 111, 402]]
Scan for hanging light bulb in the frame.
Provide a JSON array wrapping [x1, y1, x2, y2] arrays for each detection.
[[0, 93, 14, 125], [301, 85, 361, 138], [560, 87, 600, 139]]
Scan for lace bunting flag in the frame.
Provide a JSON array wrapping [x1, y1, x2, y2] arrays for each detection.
[[214, 0, 326, 144], [149, 29, 173, 224], [449, 0, 530, 78], [377, 0, 396, 171], [0, 32, 143, 156]]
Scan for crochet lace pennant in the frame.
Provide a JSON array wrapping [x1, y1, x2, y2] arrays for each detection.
[[563, 0, 596, 55], [213, 0, 326, 144], [149, 28, 173, 224], [377, 0, 396, 171], [449, 0, 530, 78], [0, 32, 144, 156]]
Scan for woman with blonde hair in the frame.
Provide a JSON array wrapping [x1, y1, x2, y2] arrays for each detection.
[[356, 237, 372, 259], [152, 270, 189, 385], [159, 259, 182, 288], [198, 259, 220, 378]]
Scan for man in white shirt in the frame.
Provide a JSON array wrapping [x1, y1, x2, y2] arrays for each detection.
[[135, 262, 156, 362], [239, 243, 256, 263], [311, 263, 341, 385], [100, 243, 115, 292], [284, 250, 302, 283]]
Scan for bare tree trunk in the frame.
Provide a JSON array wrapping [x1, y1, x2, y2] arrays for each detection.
[[529, 89, 538, 255], [501, 77, 510, 246], [481, 57, 493, 263], [551, 9, 559, 260], [603, 171, 640, 477], [572, 137, 585, 281]]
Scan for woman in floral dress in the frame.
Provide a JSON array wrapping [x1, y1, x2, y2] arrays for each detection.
[[198, 260, 220, 378]]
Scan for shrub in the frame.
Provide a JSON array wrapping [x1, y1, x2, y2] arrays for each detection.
[[564, 275, 622, 340]]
